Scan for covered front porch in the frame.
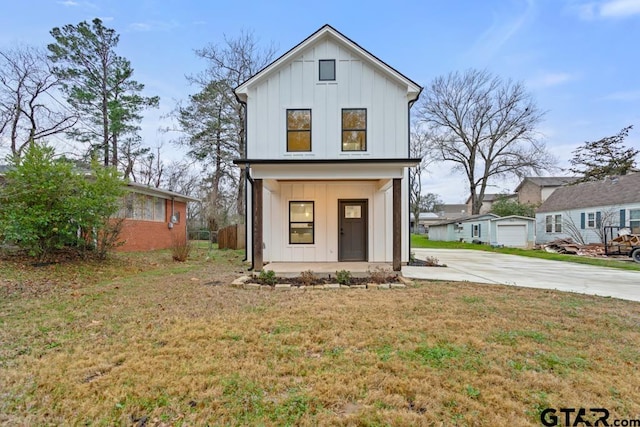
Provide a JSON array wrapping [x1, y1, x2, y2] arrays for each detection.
[[236, 159, 419, 272]]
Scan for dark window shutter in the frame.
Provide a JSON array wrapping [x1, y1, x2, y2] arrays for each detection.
[[596, 211, 602, 228], [580, 212, 585, 229], [478, 223, 481, 238], [620, 209, 626, 227]]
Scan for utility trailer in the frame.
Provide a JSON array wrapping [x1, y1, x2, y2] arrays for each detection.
[[603, 226, 640, 263]]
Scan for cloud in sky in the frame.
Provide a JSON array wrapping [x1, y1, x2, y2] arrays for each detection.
[[601, 0, 640, 16], [527, 72, 575, 89], [603, 89, 640, 101], [468, 0, 536, 61], [128, 20, 179, 32], [576, 0, 640, 19]]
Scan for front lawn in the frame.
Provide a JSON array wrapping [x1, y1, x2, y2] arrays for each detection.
[[1, 247, 640, 425], [411, 234, 640, 271]]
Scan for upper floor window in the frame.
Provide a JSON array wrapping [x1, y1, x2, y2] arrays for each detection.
[[342, 108, 366, 151], [587, 212, 596, 228], [287, 109, 311, 152], [319, 59, 335, 81]]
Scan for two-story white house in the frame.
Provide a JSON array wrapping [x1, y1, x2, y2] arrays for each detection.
[[233, 25, 422, 271]]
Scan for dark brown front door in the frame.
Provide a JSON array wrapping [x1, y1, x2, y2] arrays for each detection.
[[338, 200, 368, 261]]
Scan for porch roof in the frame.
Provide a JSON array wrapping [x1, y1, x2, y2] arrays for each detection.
[[235, 158, 419, 182]]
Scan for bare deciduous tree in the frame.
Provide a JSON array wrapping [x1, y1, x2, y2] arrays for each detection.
[[191, 31, 276, 219], [0, 45, 77, 157], [416, 69, 555, 215], [409, 126, 437, 229]]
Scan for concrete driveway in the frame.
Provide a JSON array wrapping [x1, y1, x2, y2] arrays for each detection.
[[402, 249, 640, 302]]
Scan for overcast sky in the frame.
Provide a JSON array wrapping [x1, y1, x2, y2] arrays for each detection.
[[1, 0, 639, 202]]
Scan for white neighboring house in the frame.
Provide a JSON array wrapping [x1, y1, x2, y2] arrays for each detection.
[[535, 173, 640, 244], [233, 25, 422, 271]]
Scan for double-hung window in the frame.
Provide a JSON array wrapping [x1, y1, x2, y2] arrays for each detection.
[[546, 214, 562, 233], [287, 109, 311, 152], [342, 108, 366, 151], [630, 209, 640, 233], [587, 212, 596, 228], [289, 201, 314, 244]]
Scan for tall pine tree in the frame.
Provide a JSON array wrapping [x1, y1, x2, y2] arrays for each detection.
[[48, 18, 158, 170]]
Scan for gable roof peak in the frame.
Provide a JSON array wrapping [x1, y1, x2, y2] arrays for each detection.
[[234, 24, 422, 102]]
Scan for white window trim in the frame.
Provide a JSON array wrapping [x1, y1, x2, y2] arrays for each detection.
[[545, 214, 562, 233]]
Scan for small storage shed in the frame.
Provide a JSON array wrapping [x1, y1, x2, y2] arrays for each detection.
[[428, 214, 534, 248], [490, 215, 535, 248]]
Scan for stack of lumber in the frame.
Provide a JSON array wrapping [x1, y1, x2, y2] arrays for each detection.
[[541, 238, 606, 256], [607, 234, 640, 253]]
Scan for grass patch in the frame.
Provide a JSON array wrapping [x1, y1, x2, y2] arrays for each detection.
[[1, 246, 640, 425], [490, 329, 547, 346], [411, 234, 640, 271]]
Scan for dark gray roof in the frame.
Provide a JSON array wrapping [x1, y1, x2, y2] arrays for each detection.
[[515, 176, 577, 191], [464, 193, 514, 204], [537, 173, 640, 213], [431, 213, 498, 226]]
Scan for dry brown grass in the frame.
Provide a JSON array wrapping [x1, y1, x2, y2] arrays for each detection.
[[1, 247, 640, 426]]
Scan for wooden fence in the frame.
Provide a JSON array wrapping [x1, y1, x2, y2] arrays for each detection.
[[217, 224, 246, 250]]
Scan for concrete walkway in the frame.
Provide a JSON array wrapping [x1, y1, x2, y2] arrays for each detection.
[[402, 249, 640, 302]]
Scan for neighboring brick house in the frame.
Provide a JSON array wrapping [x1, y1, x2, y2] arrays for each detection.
[[466, 193, 515, 214], [514, 176, 577, 205], [1, 165, 199, 252], [116, 182, 200, 251]]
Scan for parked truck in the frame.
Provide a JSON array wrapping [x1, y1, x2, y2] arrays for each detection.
[[604, 226, 640, 263]]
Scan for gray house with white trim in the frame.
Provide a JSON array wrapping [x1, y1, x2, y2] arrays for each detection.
[[536, 173, 640, 244]]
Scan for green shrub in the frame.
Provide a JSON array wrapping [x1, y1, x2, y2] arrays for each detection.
[[0, 143, 124, 260], [336, 269, 352, 285], [258, 270, 277, 286]]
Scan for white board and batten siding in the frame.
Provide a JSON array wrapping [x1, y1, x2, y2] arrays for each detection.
[[245, 37, 410, 160], [260, 181, 392, 263], [247, 176, 410, 264]]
